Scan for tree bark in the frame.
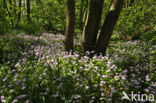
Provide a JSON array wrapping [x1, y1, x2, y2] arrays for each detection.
[[81, 0, 104, 52], [27, 0, 30, 23], [96, 0, 124, 55], [64, 0, 75, 51]]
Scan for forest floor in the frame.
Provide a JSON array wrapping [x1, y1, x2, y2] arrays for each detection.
[[0, 33, 155, 103]]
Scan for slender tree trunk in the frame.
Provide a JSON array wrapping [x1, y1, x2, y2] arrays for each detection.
[[14, 0, 17, 14], [83, 0, 89, 24], [17, 0, 22, 22], [64, 0, 75, 51], [129, 0, 135, 6], [14, 0, 18, 27], [4, 0, 14, 26], [96, 0, 124, 55], [3, 0, 6, 9], [81, 0, 104, 52], [27, 0, 30, 23], [9, 0, 12, 5], [79, 0, 84, 30]]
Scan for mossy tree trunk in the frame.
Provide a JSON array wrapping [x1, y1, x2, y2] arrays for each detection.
[[64, 0, 75, 51], [81, 0, 104, 52], [96, 0, 124, 55]]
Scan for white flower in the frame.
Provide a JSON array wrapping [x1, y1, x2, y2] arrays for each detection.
[[1, 96, 5, 103], [85, 86, 89, 90], [12, 99, 18, 103], [146, 75, 150, 81]]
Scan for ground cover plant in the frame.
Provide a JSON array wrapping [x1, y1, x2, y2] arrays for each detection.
[[0, 33, 155, 103], [0, 0, 156, 103]]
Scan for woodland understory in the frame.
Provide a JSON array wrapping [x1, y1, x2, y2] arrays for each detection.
[[0, 0, 156, 103]]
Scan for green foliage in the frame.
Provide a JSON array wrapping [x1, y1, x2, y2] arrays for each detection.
[[115, 0, 156, 41], [20, 22, 42, 35], [0, 36, 30, 66], [150, 36, 156, 45], [0, 2, 11, 34], [31, 0, 66, 32]]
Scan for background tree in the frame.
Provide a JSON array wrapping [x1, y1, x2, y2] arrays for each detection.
[[78, 0, 89, 30], [27, 0, 30, 23], [17, 0, 22, 23], [7, 0, 14, 26], [79, 0, 84, 30], [130, 0, 135, 6], [64, 0, 75, 51], [0, 0, 154, 43]]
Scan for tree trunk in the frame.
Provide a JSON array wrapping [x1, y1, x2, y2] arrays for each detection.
[[14, 0, 17, 14], [96, 0, 124, 55], [81, 0, 104, 52], [3, 0, 6, 9], [9, 0, 12, 5], [64, 0, 75, 51], [17, 0, 22, 22], [79, 0, 84, 30], [129, 0, 135, 6], [83, 0, 89, 24], [27, 0, 30, 23], [4, 0, 14, 26]]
